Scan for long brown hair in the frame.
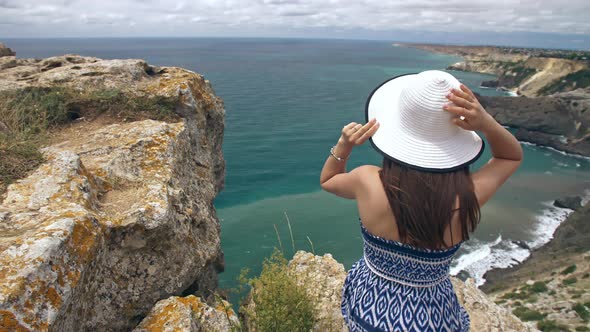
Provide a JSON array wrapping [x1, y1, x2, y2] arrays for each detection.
[[379, 158, 480, 249]]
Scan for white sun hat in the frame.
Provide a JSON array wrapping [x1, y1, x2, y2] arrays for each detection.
[[366, 70, 484, 172]]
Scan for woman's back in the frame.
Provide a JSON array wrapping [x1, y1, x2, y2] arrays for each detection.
[[341, 165, 471, 331], [353, 165, 465, 249], [342, 221, 469, 331], [319, 70, 523, 331]]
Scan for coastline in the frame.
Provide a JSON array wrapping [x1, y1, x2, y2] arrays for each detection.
[[481, 199, 590, 293], [402, 43, 590, 292], [401, 42, 590, 158]]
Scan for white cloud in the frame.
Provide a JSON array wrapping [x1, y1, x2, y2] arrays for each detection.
[[0, 0, 589, 37]]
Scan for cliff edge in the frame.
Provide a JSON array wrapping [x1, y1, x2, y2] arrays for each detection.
[[243, 251, 536, 332], [0, 50, 226, 331]]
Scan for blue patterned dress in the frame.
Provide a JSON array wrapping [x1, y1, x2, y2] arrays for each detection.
[[341, 221, 470, 332]]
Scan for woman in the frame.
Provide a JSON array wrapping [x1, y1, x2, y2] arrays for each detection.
[[319, 70, 523, 331]]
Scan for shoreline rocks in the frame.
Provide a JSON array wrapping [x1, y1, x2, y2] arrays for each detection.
[[478, 89, 590, 157], [482, 202, 590, 294], [554, 196, 583, 210]]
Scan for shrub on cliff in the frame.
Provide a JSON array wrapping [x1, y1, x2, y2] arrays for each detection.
[[240, 248, 316, 332]]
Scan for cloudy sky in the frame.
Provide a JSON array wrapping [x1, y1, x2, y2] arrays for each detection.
[[1, 0, 589, 48]]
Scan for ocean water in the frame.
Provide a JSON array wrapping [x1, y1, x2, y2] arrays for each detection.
[[7, 38, 590, 295]]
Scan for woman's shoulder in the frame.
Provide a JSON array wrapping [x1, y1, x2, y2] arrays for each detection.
[[352, 165, 382, 186], [354, 164, 381, 173]]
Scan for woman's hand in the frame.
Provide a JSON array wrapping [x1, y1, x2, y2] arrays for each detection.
[[337, 118, 380, 151], [443, 84, 496, 133]]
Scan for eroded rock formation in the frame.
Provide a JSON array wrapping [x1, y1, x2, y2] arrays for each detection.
[[0, 54, 225, 331], [479, 89, 590, 156], [134, 295, 239, 332]]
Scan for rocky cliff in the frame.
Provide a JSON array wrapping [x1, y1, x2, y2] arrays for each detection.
[[482, 202, 590, 331], [0, 51, 226, 330], [404, 43, 590, 97], [478, 89, 590, 156]]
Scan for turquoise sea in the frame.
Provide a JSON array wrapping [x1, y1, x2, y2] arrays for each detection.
[[7, 38, 590, 297]]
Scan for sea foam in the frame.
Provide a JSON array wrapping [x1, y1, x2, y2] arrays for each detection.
[[450, 192, 588, 286]]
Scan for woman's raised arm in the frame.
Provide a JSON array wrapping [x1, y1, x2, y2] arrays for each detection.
[[319, 119, 379, 199], [444, 84, 523, 206]]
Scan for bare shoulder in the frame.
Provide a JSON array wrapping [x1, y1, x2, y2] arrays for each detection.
[[353, 164, 381, 174], [352, 164, 381, 183]]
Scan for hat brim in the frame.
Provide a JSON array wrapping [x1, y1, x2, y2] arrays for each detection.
[[365, 73, 485, 172]]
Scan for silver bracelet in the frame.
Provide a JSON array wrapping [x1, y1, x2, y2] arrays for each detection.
[[330, 145, 348, 162]]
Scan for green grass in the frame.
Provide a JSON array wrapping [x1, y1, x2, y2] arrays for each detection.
[[0, 86, 178, 194], [502, 65, 537, 86], [513, 307, 546, 321], [561, 265, 578, 275], [240, 248, 316, 332], [532, 281, 549, 293], [573, 303, 590, 322], [502, 290, 530, 300], [537, 319, 571, 331], [563, 277, 578, 286], [539, 69, 590, 95], [576, 326, 590, 331]]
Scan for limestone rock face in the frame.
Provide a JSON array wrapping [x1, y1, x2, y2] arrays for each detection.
[[451, 278, 538, 332], [287, 252, 535, 332], [133, 295, 239, 332], [0, 56, 225, 331], [479, 89, 590, 156], [288, 251, 348, 332]]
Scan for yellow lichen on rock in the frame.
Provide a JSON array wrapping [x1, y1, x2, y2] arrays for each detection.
[[1, 54, 225, 331], [134, 295, 239, 332]]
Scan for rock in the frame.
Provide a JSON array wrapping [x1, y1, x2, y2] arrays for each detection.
[[0, 57, 226, 331], [133, 295, 239, 332], [283, 251, 534, 332], [512, 240, 531, 250], [478, 90, 590, 156], [456, 269, 472, 281], [554, 196, 582, 210], [0, 43, 15, 57], [482, 203, 590, 296], [481, 80, 499, 88], [0, 54, 164, 91], [288, 251, 348, 332], [451, 278, 538, 331]]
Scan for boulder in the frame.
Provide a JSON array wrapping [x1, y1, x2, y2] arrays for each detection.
[[451, 278, 538, 331], [0, 56, 226, 331], [481, 80, 499, 88], [554, 196, 582, 210], [133, 295, 239, 332], [288, 251, 348, 332]]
